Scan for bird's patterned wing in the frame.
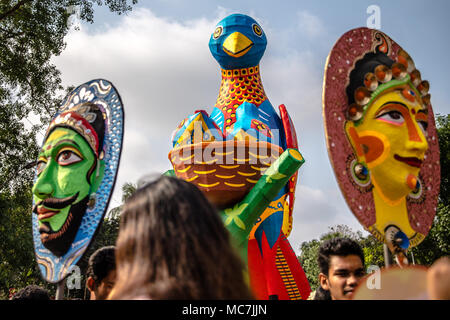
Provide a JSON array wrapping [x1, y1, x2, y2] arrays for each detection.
[[278, 104, 299, 236]]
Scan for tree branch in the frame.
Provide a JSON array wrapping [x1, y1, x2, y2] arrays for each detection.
[[0, 25, 25, 39], [0, 0, 33, 22]]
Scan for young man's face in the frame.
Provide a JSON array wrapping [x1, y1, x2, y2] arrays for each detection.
[[319, 254, 365, 300], [88, 269, 116, 300]]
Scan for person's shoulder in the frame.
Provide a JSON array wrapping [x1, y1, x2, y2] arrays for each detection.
[[131, 294, 152, 300]]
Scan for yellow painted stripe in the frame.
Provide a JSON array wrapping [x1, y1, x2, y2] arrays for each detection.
[[186, 175, 198, 182], [216, 174, 236, 179], [275, 247, 302, 300], [224, 182, 246, 188], [214, 150, 234, 156], [176, 165, 191, 173], [179, 154, 194, 161], [219, 164, 240, 169], [237, 171, 256, 177], [198, 182, 220, 188], [234, 158, 250, 162], [249, 151, 269, 159], [194, 169, 216, 174], [195, 158, 218, 165], [246, 178, 258, 184], [251, 166, 267, 171]]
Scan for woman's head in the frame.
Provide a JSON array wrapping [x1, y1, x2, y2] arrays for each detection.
[[110, 175, 253, 299]]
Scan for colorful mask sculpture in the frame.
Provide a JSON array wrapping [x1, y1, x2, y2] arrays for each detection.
[[168, 14, 311, 300], [323, 28, 440, 264], [32, 79, 124, 283]]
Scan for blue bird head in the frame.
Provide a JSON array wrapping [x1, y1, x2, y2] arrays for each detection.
[[209, 14, 267, 70]]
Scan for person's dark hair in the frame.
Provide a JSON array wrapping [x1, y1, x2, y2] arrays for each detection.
[[11, 285, 50, 300], [318, 237, 365, 275], [313, 285, 332, 300], [87, 246, 116, 285], [109, 175, 253, 300]]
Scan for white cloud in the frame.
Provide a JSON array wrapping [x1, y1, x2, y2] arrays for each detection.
[[288, 185, 368, 254], [262, 50, 323, 131], [53, 8, 221, 208], [296, 10, 326, 38]]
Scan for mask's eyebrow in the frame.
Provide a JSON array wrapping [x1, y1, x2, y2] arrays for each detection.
[[52, 139, 81, 149], [376, 101, 409, 114]]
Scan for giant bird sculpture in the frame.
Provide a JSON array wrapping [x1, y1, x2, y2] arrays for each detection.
[[168, 14, 310, 300]]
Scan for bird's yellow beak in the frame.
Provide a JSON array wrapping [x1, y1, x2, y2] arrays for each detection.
[[222, 32, 253, 58]]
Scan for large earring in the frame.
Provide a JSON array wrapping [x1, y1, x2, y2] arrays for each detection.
[[407, 176, 423, 200], [350, 159, 371, 188]]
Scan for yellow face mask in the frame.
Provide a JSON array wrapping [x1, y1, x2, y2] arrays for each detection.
[[345, 86, 429, 204]]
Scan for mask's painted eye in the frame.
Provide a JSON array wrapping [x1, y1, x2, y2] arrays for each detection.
[[36, 160, 47, 175], [213, 26, 223, 39], [376, 110, 405, 125], [57, 150, 83, 166], [252, 23, 263, 37]]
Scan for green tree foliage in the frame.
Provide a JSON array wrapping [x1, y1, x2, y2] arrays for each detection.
[[0, 1, 137, 299], [411, 114, 450, 265], [435, 114, 449, 206], [0, 0, 139, 189], [0, 182, 41, 299], [106, 181, 136, 219]]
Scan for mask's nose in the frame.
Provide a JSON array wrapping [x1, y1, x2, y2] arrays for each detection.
[[222, 32, 253, 58], [32, 163, 54, 199], [405, 117, 428, 153]]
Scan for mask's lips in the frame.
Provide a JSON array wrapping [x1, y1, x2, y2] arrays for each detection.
[[394, 154, 423, 168], [36, 209, 58, 220], [33, 192, 79, 221]]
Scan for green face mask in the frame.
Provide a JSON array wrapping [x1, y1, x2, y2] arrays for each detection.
[[32, 127, 104, 232]]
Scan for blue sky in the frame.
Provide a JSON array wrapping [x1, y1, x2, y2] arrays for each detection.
[[50, 0, 449, 253]]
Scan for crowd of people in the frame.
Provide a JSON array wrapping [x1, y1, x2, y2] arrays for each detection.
[[9, 175, 450, 301]]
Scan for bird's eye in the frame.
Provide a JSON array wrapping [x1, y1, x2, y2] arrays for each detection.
[[252, 23, 263, 37], [213, 26, 223, 39], [57, 150, 83, 166]]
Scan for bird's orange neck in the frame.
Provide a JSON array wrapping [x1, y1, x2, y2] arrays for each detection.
[[215, 65, 268, 132]]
